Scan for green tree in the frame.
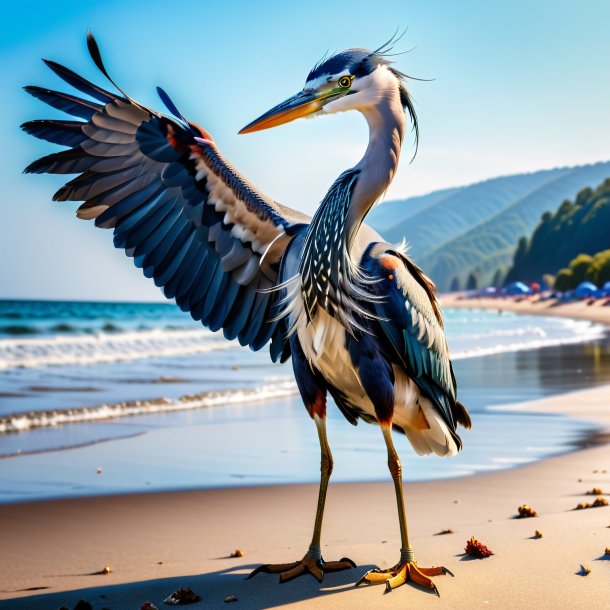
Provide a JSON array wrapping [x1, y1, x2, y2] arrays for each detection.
[[597, 252, 610, 287], [504, 179, 610, 284], [585, 249, 610, 286], [554, 268, 574, 291], [575, 187, 593, 206], [542, 274, 555, 290], [491, 267, 505, 288], [513, 236, 529, 267], [569, 254, 594, 285], [449, 276, 461, 292], [466, 272, 479, 290]]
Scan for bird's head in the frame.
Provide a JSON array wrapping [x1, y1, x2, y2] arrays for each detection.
[[239, 45, 417, 135]]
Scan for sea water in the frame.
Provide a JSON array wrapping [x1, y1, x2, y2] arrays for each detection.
[[0, 300, 608, 502]]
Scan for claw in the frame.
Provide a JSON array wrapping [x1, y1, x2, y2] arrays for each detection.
[[320, 558, 356, 572], [385, 564, 408, 591], [247, 561, 300, 578], [356, 568, 394, 586], [249, 554, 356, 584], [280, 562, 309, 583], [409, 563, 434, 589], [357, 559, 452, 595], [418, 565, 453, 578]]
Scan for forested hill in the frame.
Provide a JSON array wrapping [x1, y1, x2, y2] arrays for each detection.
[[505, 178, 610, 285], [368, 161, 610, 291]]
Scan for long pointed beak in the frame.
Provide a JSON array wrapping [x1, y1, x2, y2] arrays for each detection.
[[239, 90, 322, 134]]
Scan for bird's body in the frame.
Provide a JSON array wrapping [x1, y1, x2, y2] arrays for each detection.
[[23, 32, 471, 595]]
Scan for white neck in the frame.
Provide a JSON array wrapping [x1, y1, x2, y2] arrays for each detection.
[[347, 72, 406, 245]]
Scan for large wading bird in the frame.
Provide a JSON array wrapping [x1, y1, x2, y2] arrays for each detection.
[[23, 32, 471, 596]]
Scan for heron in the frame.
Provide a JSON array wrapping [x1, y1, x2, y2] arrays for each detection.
[[23, 32, 471, 596]]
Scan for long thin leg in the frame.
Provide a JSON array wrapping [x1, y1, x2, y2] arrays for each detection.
[[309, 414, 333, 553], [356, 423, 452, 594], [381, 424, 414, 563], [248, 413, 355, 583]]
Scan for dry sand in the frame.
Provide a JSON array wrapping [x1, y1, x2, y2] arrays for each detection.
[[441, 293, 610, 326], [0, 384, 608, 609], [0, 299, 609, 609]]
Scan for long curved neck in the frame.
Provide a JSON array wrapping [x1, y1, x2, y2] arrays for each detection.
[[297, 90, 407, 328], [347, 94, 406, 246]]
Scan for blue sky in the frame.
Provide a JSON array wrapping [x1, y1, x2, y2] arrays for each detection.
[[1, 0, 609, 301]]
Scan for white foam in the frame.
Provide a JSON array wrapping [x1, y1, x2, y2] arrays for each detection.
[[0, 328, 234, 370], [451, 320, 605, 360], [0, 377, 298, 434]]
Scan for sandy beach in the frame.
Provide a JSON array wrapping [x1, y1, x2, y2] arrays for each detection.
[[1, 297, 609, 609], [0, 388, 608, 609], [441, 293, 610, 326]]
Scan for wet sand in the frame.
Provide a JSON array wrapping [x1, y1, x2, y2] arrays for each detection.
[[1, 299, 609, 608], [0, 384, 608, 609]]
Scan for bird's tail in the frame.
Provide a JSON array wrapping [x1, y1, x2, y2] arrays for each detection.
[[455, 401, 472, 430]]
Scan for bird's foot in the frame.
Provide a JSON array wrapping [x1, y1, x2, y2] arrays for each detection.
[[247, 544, 356, 584], [356, 551, 453, 596]]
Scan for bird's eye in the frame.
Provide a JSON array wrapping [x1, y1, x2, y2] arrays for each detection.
[[338, 75, 352, 89]]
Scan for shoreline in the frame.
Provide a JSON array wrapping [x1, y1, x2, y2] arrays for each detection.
[[441, 293, 610, 326], [1, 300, 609, 607], [1, 384, 608, 608]]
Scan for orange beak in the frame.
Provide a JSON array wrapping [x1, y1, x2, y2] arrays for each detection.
[[239, 90, 323, 134]]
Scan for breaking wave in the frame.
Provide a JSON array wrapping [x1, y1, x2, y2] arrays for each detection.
[[0, 316, 605, 372], [0, 328, 234, 370], [0, 377, 298, 436], [451, 318, 605, 360]]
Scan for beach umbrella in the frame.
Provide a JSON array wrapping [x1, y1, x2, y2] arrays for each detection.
[[603, 281, 610, 296], [504, 281, 531, 295], [574, 282, 599, 298]]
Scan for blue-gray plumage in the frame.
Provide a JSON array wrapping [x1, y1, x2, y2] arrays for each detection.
[[23, 32, 470, 595]]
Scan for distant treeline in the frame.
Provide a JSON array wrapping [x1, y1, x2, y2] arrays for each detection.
[[504, 178, 610, 286], [553, 250, 610, 291]]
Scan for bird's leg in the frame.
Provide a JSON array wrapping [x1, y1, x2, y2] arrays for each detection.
[[248, 415, 356, 583], [311, 413, 334, 551], [356, 424, 453, 595]]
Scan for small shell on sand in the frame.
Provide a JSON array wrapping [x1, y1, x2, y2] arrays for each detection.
[[534, 530, 543, 539], [517, 504, 538, 518], [586, 487, 605, 495], [229, 549, 245, 558], [163, 587, 201, 605], [102, 565, 111, 574], [224, 595, 238, 603]]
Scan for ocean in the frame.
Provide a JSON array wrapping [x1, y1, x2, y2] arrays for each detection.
[[0, 299, 609, 503]]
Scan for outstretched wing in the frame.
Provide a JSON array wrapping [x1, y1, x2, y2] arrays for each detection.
[[364, 245, 471, 444], [22, 33, 309, 362]]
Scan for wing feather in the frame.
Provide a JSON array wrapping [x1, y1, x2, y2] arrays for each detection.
[[364, 246, 471, 446], [23, 34, 310, 359]]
